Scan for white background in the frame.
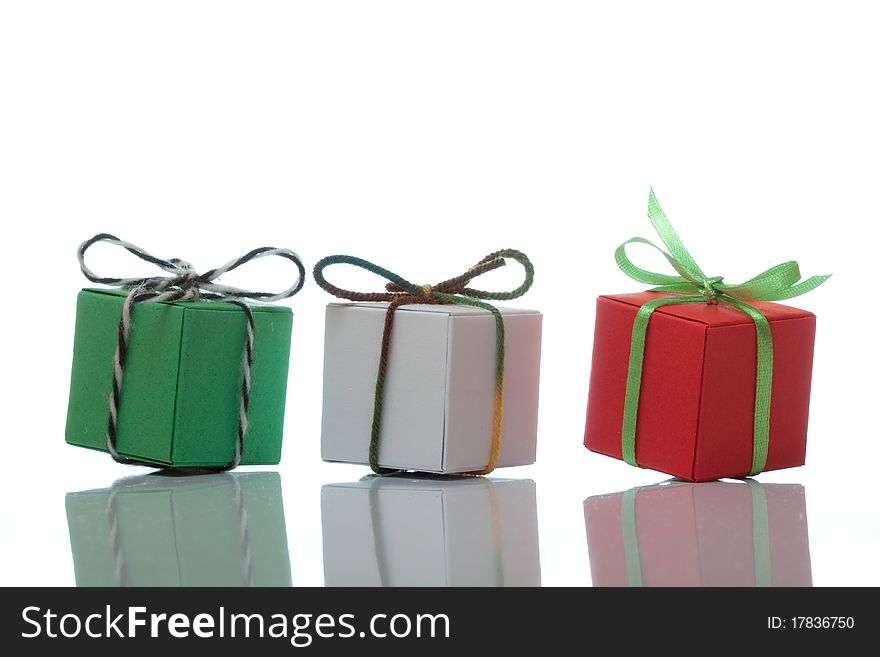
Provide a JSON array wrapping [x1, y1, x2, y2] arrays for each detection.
[[1, 1, 878, 586]]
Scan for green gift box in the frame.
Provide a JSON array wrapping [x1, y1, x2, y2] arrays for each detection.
[[65, 472, 291, 586], [65, 288, 293, 467]]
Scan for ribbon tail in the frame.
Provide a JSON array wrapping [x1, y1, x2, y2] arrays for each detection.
[[621, 487, 643, 587], [436, 293, 505, 475], [727, 300, 773, 476], [368, 297, 414, 474], [646, 190, 707, 280], [750, 274, 832, 302], [747, 479, 772, 587], [621, 296, 704, 467]]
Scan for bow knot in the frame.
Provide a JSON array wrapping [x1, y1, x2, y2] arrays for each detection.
[[155, 259, 202, 299], [700, 276, 725, 304], [78, 233, 306, 303]]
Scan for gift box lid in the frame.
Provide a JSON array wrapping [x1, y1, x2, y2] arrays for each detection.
[[328, 301, 539, 316], [85, 287, 291, 313], [602, 292, 813, 327]]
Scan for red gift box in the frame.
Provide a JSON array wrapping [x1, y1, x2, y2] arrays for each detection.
[[584, 291, 816, 481], [583, 481, 812, 587]]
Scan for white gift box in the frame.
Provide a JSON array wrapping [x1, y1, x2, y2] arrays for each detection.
[[321, 477, 541, 586], [320, 302, 543, 473]]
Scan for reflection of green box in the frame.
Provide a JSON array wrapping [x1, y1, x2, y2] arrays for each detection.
[[65, 289, 292, 466], [65, 472, 291, 586]]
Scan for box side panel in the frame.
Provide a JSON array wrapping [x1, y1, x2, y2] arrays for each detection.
[[171, 479, 251, 585], [584, 486, 702, 587], [172, 306, 292, 467], [493, 480, 541, 586], [65, 289, 183, 463], [320, 305, 447, 472], [444, 312, 542, 472], [442, 481, 499, 585], [320, 484, 447, 586], [445, 479, 540, 586], [65, 491, 122, 586], [237, 472, 292, 586], [696, 315, 815, 480], [584, 296, 706, 480], [583, 493, 629, 586], [242, 309, 292, 465], [321, 485, 383, 586], [115, 490, 182, 586], [176, 474, 291, 586], [244, 309, 293, 465], [635, 485, 702, 586], [692, 483, 755, 585], [766, 484, 812, 586]]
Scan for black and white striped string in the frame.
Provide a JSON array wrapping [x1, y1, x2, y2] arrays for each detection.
[[78, 233, 305, 470]]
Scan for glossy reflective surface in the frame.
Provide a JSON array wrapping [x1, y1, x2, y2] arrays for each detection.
[[0, 455, 876, 586], [321, 476, 540, 586], [584, 480, 811, 587], [65, 472, 291, 587]]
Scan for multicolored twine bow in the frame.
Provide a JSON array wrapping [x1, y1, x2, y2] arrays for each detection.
[[617, 191, 830, 475], [313, 250, 534, 474], [78, 233, 305, 470]]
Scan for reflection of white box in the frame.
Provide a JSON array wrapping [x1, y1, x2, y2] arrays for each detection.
[[320, 303, 542, 473], [321, 477, 541, 586]]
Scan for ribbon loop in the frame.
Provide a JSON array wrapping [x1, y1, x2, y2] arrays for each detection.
[[314, 249, 533, 304], [314, 249, 535, 475], [78, 233, 306, 303], [617, 190, 830, 304], [617, 191, 829, 477]]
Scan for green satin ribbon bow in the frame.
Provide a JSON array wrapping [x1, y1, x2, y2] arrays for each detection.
[[616, 190, 830, 476]]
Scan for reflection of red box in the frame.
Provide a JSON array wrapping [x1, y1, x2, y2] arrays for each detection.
[[584, 482, 812, 587], [584, 292, 817, 481]]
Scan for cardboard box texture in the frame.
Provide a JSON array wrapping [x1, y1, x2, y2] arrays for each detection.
[[321, 302, 542, 473], [65, 288, 293, 467], [65, 472, 291, 586], [321, 477, 541, 586], [584, 480, 812, 587], [584, 292, 816, 481]]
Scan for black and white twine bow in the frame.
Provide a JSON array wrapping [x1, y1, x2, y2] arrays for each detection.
[[78, 233, 305, 470]]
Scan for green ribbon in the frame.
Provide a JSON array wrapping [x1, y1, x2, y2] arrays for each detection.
[[747, 479, 772, 587], [616, 190, 830, 476], [620, 488, 643, 587]]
